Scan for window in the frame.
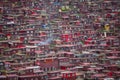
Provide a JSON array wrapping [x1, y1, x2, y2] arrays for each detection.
[[26, 48, 30, 51], [31, 78, 34, 80], [25, 37, 27, 40], [14, 43, 17, 46], [30, 69, 33, 73], [41, 76, 43, 79], [67, 74, 70, 77], [14, 78, 17, 80], [35, 78, 38, 80], [51, 67, 53, 71], [31, 31, 33, 33], [27, 31, 29, 33]]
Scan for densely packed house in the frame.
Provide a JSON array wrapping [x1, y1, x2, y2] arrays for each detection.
[[0, 0, 120, 80]]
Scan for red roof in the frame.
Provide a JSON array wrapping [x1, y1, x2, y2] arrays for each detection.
[[48, 76, 62, 80], [35, 50, 42, 54]]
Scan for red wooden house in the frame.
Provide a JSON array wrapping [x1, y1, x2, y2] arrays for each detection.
[[61, 71, 76, 80], [47, 70, 62, 80], [19, 74, 47, 80], [0, 75, 6, 80], [106, 36, 119, 47], [6, 74, 18, 80], [0, 33, 5, 38], [0, 40, 9, 48], [36, 58, 59, 72]]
